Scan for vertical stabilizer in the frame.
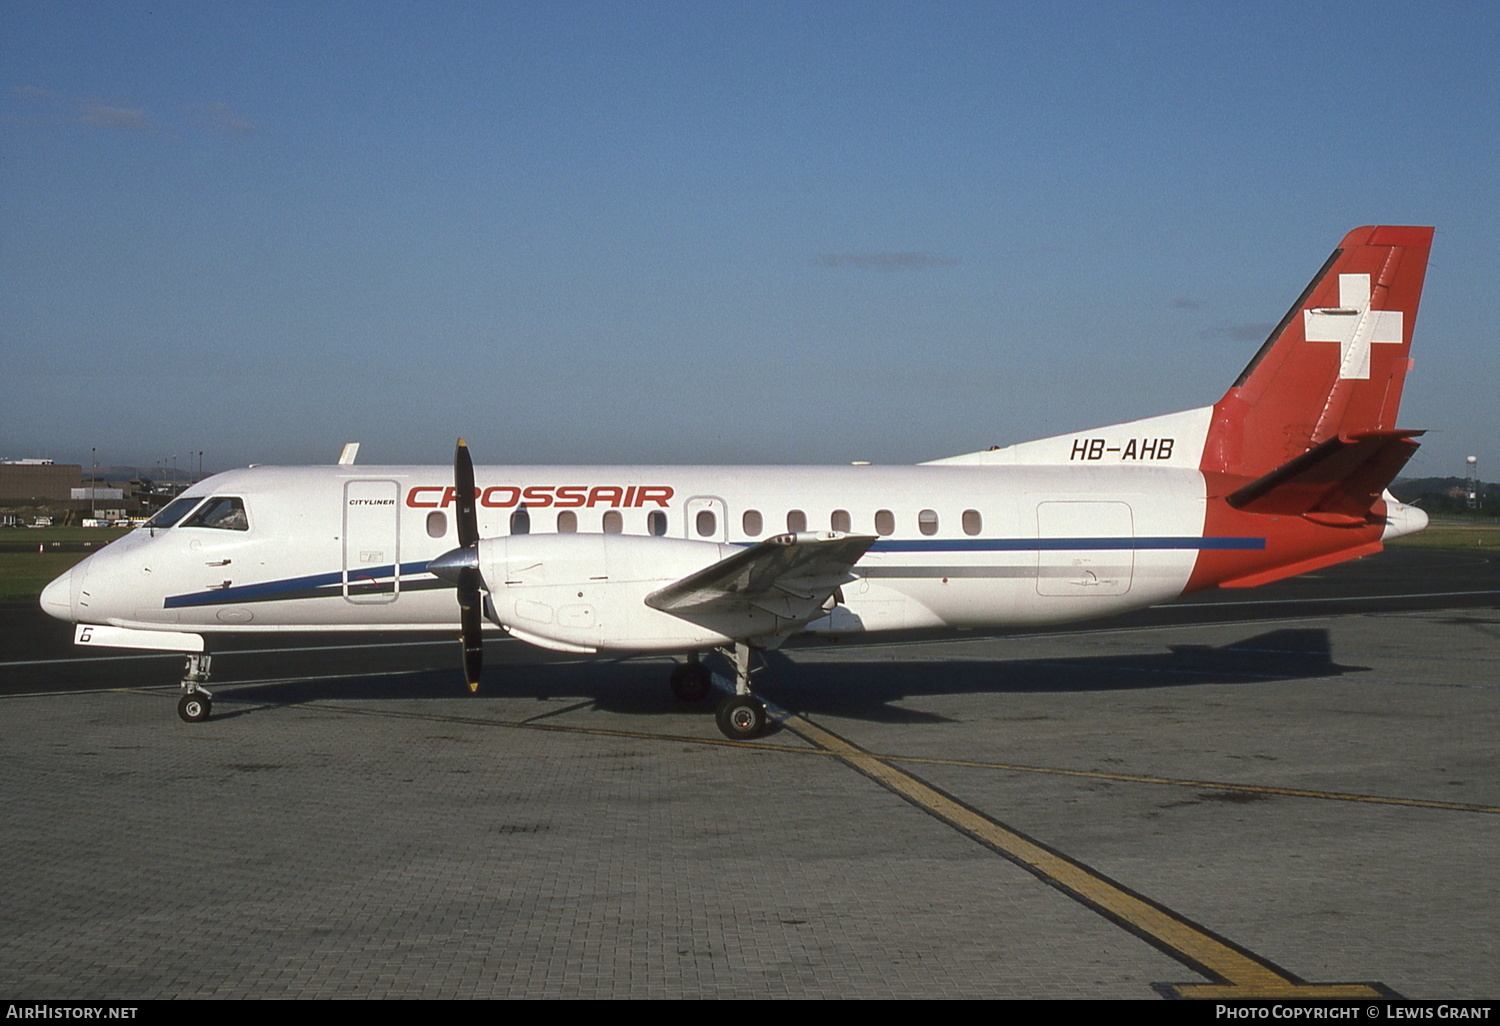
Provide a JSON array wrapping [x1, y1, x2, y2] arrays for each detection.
[[1202, 226, 1433, 479]]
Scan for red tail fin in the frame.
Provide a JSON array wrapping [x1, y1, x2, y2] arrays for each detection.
[[1202, 226, 1433, 479]]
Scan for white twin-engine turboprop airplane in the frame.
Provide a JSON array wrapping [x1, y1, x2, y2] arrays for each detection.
[[42, 226, 1434, 739]]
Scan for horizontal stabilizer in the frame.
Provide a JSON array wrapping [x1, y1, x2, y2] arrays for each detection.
[[646, 532, 875, 638], [1226, 429, 1423, 521]]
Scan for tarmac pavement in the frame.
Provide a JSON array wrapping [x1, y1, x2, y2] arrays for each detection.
[[1, 546, 1496, 998]]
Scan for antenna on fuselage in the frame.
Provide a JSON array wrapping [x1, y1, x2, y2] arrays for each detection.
[[338, 442, 360, 466]]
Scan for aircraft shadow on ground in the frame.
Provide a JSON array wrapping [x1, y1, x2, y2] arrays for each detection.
[[211, 627, 1361, 727], [757, 628, 1364, 724]]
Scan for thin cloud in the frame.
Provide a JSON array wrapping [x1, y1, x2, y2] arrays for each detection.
[[813, 252, 956, 271], [6, 86, 70, 124], [80, 102, 150, 132], [12, 85, 64, 104], [10, 88, 251, 136], [1171, 297, 1201, 309]]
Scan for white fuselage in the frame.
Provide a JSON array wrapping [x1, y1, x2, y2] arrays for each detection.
[[46, 461, 1213, 648]]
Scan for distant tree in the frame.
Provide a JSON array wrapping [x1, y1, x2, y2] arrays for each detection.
[[1390, 477, 1499, 517]]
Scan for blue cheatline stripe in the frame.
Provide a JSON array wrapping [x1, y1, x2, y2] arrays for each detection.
[[161, 539, 1264, 610], [870, 536, 1264, 553], [164, 560, 440, 609]]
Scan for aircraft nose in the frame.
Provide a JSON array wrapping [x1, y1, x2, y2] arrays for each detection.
[[40, 566, 74, 622]]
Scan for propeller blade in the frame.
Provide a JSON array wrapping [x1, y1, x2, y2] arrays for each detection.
[[451, 437, 483, 692], [458, 565, 483, 693], [455, 437, 478, 549]]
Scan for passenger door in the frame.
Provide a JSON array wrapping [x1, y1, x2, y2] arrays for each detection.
[[343, 479, 401, 603]]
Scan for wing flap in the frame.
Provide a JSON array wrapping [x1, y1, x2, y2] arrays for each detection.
[[646, 532, 875, 638]]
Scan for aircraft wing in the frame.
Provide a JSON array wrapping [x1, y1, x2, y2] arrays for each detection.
[[645, 532, 876, 639]]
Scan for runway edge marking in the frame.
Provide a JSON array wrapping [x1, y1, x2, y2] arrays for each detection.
[[773, 704, 1402, 1000]]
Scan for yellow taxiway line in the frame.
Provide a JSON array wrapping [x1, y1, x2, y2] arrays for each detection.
[[776, 709, 1397, 999]]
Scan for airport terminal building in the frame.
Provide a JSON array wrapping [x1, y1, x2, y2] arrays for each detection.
[[0, 460, 156, 523], [0, 460, 82, 504]]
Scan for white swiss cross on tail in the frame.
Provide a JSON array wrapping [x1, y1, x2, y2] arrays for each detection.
[[1303, 273, 1403, 380]]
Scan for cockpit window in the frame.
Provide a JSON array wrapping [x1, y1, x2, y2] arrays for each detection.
[[182, 496, 249, 531], [143, 496, 204, 530]]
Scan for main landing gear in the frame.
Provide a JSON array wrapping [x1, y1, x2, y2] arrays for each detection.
[[177, 653, 214, 723], [715, 642, 766, 741], [667, 643, 768, 741]]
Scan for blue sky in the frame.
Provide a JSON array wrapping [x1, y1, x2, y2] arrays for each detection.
[[3, 1, 1497, 479]]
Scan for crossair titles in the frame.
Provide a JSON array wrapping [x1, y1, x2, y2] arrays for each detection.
[[404, 484, 675, 510]]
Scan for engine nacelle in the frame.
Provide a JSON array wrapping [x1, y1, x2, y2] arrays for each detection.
[[475, 533, 741, 653]]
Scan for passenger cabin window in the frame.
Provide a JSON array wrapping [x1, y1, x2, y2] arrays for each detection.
[[786, 509, 807, 533], [602, 510, 623, 534], [648, 510, 667, 536], [510, 507, 531, 535], [830, 509, 851, 533], [183, 496, 248, 531], [874, 509, 895, 536], [918, 509, 939, 536], [557, 510, 578, 533], [963, 509, 983, 536], [145, 496, 202, 530], [742, 509, 763, 537], [695, 509, 717, 538], [426, 511, 448, 539]]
